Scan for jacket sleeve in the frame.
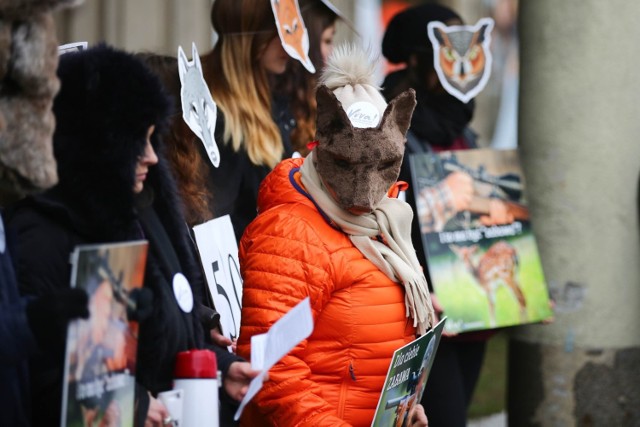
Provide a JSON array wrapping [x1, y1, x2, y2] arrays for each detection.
[[0, 293, 37, 363], [9, 208, 74, 297], [237, 208, 351, 427], [0, 214, 38, 362]]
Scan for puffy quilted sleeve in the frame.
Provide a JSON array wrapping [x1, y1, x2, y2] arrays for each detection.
[[237, 205, 351, 426]]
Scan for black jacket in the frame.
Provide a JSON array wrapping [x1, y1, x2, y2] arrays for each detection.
[[0, 215, 35, 427], [383, 69, 475, 271], [7, 167, 240, 426], [6, 45, 241, 426]]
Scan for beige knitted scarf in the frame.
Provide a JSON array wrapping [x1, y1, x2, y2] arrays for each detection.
[[300, 152, 435, 334]]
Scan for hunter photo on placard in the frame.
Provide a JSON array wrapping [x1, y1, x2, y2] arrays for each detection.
[[61, 241, 148, 427], [409, 148, 553, 334]]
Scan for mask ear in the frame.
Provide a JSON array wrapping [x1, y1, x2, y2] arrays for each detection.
[[378, 88, 417, 139], [315, 85, 353, 145], [177, 46, 188, 85]]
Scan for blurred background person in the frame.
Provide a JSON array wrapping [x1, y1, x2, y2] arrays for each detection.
[[237, 44, 433, 426], [271, 0, 347, 156], [147, 0, 294, 244], [6, 45, 256, 427], [0, 0, 90, 425], [381, 5, 495, 427]]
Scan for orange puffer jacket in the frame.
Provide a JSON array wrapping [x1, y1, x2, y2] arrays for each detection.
[[237, 158, 416, 426]]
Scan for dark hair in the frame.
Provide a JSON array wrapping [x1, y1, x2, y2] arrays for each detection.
[[382, 3, 462, 64]]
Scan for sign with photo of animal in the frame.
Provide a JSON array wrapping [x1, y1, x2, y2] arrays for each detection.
[[409, 148, 553, 333], [427, 18, 494, 103]]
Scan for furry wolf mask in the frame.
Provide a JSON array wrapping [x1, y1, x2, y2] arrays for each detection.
[[312, 44, 416, 214]]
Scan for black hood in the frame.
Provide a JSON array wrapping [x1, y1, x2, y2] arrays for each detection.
[[51, 44, 173, 239]]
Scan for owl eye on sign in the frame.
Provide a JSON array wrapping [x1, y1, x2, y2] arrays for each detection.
[[427, 17, 495, 103], [271, 0, 315, 73]]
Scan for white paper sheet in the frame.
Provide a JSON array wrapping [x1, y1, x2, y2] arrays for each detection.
[[234, 297, 314, 420]]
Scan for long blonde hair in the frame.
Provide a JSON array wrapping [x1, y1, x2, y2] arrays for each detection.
[[205, 0, 283, 168]]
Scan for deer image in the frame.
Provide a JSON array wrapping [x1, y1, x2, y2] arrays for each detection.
[[450, 241, 527, 327]]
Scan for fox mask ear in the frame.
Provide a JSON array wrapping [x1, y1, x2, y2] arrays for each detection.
[[378, 89, 416, 140], [315, 85, 353, 145]]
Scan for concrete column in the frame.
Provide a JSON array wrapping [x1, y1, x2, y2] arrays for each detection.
[[509, 1, 640, 425]]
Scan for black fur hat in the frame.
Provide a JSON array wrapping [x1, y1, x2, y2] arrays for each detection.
[[52, 43, 173, 236], [382, 4, 461, 64]]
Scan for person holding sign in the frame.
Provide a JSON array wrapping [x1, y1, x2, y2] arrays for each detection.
[[237, 44, 433, 426], [6, 45, 258, 426], [381, 5, 502, 427]]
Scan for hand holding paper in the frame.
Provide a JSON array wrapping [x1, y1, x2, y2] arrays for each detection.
[[234, 297, 314, 420]]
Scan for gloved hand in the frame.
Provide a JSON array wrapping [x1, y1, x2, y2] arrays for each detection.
[[127, 287, 153, 322], [26, 288, 89, 351]]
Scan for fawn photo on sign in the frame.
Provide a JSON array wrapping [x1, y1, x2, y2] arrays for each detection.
[[409, 148, 553, 334]]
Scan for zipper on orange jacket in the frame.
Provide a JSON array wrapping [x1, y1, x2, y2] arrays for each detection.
[[337, 360, 356, 418]]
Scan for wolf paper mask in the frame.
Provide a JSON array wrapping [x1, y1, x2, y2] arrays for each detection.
[[313, 85, 416, 213], [427, 18, 494, 103], [178, 43, 220, 167]]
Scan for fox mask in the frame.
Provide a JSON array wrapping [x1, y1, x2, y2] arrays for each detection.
[[271, 0, 315, 73]]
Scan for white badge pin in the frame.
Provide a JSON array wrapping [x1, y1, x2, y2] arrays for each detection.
[[173, 273, 194, 313]]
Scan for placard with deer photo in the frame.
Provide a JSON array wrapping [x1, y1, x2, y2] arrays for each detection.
[[409, 148, 553, 333]]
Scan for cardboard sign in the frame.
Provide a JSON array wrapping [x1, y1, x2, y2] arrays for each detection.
[[371, 318, 446, 427], [178, 43, 220, 168], [61, 241, 149, 427], [427, 18, 494, 103], [58, 41, 88, 55], [192, 215, 242, 343], [409, 148, 553, 333]]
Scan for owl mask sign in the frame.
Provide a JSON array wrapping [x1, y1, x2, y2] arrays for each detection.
[[271, 0, 315, 73], [427, 17, 494, 103]]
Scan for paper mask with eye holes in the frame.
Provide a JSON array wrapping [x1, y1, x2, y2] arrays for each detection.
[[271, 0, 315, 73], [427, 17, 494, 103], [178, 43, 220, 168]]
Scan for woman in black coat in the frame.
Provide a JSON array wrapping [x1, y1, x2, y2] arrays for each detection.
[[7, 45, 254, 427]]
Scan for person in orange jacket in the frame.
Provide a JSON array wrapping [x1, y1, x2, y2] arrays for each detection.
[[237, 44, 435, 427]]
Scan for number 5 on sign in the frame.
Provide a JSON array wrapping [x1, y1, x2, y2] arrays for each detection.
[[193, 215, 242, 343]]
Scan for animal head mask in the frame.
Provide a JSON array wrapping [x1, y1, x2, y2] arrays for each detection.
[[178, 43, 220, 167], [271, 0, 315, 73], [427, 18, 494, 103], [312, 46, 416, 214]]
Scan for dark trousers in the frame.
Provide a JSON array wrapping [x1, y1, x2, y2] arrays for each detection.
[[420, 339, 487, 427]]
